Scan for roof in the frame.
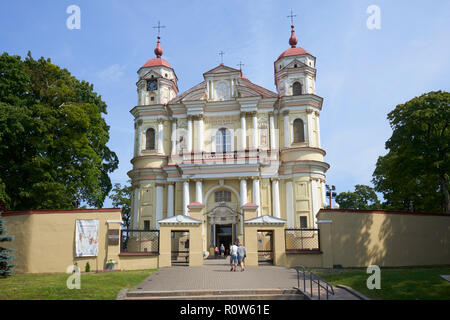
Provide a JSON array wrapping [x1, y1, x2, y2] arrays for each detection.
[[318, 208, 450, 217], [141, 57, 171, 69], [245, 215, 287, 224], [277, 47, 311, 61], [158, 214, 202, 224], [1, 208, 121, 216]]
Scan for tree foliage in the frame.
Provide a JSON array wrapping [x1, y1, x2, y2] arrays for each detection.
[[0, 214, 15, 277], [0, 52, 118, 210], [109, 182, 131, 228], [335, 184, 381, 210], [372, 91, 450, 213]]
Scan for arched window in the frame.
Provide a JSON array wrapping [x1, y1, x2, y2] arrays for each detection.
[[293, 119, 305, 143], [146, 128, 155, 150], [215, 190, 231, 203], [293, 81, 302, 96], [216, 128, 231, 152]]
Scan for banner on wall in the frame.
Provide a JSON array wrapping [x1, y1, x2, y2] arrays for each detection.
[[75, 219, 99, 257]]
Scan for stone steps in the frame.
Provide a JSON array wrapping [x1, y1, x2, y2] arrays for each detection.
[[123, 288, 307, 300]]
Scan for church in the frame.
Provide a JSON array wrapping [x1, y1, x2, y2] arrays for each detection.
[[128, 23, 329, 256]]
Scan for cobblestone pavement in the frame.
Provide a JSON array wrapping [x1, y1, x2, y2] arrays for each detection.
[[130, 258, 359, 300]]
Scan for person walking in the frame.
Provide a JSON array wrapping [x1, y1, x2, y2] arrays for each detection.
[[237, 242, 246, 271], [214, 246, 219, 259], [220, 243, 225, 258], [229, 242, 238, 272]]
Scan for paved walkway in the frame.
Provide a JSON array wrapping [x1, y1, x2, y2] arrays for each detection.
[[129, 258, 359, 300]]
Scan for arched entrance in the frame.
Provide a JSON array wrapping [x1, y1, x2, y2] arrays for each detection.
[[206, 203, 242, 254]]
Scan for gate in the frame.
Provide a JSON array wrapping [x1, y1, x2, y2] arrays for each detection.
[[171, 230, 189, 266], [257, 230, 273, 265]]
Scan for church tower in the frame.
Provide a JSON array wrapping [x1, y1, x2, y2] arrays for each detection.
[[137, 36, 178, 106], [274, 23, 328, 228]]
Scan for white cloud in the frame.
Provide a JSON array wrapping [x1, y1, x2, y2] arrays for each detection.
[[97, 64, 127, 82]]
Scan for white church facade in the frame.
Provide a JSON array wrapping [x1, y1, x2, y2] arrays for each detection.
[[128, 24, 329, 254]]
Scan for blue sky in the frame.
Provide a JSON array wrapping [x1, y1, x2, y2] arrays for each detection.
[[1, 0, 449, 207]]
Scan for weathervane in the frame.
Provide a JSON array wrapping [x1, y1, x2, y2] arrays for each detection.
[[153, 20, 166, 36], [237, 61, 244, 71]]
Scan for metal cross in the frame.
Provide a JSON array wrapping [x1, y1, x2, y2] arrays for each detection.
[[237, 61, 244, 71], [153, 21, 166, 36], [218, 51, 225, 64], [287, 9, 297, 25]]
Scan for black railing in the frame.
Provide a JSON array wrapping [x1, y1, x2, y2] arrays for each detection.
[[120, 229, 159, 254], [294, 266, 334, 300], [285, 228, 320, 252]]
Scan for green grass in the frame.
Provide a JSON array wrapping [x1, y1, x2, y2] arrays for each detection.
[[0, 269, 155, 300], [313, 266, 450, 300]]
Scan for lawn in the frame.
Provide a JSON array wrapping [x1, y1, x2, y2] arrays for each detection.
[[0, 269, 155, 300], [314, 266, 450, 300]]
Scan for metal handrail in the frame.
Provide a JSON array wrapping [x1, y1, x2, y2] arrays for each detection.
[[294, 265, 335, 300]]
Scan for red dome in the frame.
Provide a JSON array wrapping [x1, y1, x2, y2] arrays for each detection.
[[277, 47, 310, 60], [141, 57, 171, 68]]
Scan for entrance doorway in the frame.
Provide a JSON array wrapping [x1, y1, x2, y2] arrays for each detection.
[[216, 224, 232, 256], [257, 230, 274, 265], [171, 231, 189, 266]]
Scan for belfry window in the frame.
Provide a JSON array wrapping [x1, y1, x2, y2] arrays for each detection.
[[293, 81, 302, 96], [215, 190, 231, 203], [293, 119, 305, 143], [216, 128, 231, 152], [146, 128, 155, 150]]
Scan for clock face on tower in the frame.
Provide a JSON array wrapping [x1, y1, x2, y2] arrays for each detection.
[[147, 79, 158, 91]]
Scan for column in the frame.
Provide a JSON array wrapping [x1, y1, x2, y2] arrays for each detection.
[[171, 121, 177, 155], [284, 111, 290, 148], [155, 184, 164, 229], [240, 179, 247, 234], [253, 178, 261, 217], [252, 112, 258, 149], [272, 178, 280, 218], [269, 113, 276, 150], [167, 183, 174, 217], [132, 187, 140, 229], [136, 120, 142, 156], [311, 179, 318, 226], [187, 117, 193, 152], [183, 180, 190, 215], [315, 111, 321, 148], [157, 119, 164, 154], [286, 180, 294, 228], [198, 115, 204, 151], [307, 109, 314, 146], [240, 113, 246, 150], [195, 180, 203, 203]]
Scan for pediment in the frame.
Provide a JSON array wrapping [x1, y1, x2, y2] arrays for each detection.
[[203, 64, 240, 76], [142, 69, 162, 80], [284, 59, 308, 70]]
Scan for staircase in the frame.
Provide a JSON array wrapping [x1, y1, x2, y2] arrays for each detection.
[[120, 288, 307, 300]]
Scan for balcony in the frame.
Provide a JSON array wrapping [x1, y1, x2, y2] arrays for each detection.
[[172, 149, 279, 165]]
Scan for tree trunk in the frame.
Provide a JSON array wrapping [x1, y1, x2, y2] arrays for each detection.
[[441, 176, 450, 214]]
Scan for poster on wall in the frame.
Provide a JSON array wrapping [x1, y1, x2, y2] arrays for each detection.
[[75, 219, 99, 257]]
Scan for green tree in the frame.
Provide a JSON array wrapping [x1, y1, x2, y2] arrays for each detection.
[[109, 182, 131, 228], [0, 213, 15, 277], [0, 52, 118, 210], [372, 91, 450, 213], [335, 184, 381, 210]]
